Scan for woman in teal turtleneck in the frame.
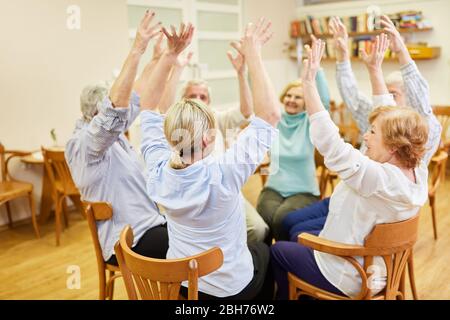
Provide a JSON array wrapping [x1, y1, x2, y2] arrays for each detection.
[[256, 69, 330, 241]]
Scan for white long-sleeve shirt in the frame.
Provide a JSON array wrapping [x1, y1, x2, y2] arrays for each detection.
[[140, 112, 278, 297], [309, 106, 441, 297]]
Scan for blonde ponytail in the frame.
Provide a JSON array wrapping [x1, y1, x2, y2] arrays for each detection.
[[164, 99, 216, 169]]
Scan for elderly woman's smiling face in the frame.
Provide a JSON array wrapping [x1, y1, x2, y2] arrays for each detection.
[[282, 86, 305, 115]]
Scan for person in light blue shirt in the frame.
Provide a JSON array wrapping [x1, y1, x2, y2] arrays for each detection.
[[256, 69, 330, 242], [65, 11, 168, 264], [140, 18, 280, 299]]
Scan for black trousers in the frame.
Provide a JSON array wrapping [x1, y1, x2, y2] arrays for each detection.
[[106, 224, 169, 266], [180, 242, 274, 300]]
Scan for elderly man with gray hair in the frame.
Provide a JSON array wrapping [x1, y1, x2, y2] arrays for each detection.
[[329, 16, 427, 138], [65, 12, 191, 266]]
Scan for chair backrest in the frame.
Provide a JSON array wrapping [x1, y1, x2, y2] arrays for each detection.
[[330, 102, 360, 147], [83, 202, 113, 269], [433, 106, 450, 150], [0, 143, 31, 183], [428, 150, 448, 195], [362, 215, 420, 300], [115, 225, 224, 300], [41, 147, 78, 195], [0, 143, 5, 182]]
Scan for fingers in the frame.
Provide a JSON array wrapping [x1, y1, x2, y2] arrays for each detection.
[[186, 51, 194, 63], [170, 25, 177, 38], [141, 10, 155, 29], [245, 22, 256, 38], [226, 50, 234, 63], [161, 27, 171, 39], [230, 41, 243, 55], [359, 48, 369, 62]]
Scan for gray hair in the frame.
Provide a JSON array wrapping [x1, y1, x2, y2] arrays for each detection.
[[181, 79, 212, 100], [80, 84, 109, 122], [385, 71, 404, 87]]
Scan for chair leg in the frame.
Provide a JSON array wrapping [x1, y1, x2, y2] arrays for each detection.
[[99, 269, 107, 300], [55, 196, 63, 246], [62, 198, 69, 229], [28, 192, 40, 238], [5, 201, 13, 229], [107, 271, 116, 300], [429, 196, 438, 240], [408, 251, 419, 300]]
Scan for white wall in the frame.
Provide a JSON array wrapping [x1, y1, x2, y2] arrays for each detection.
[[243, 0, 300, 95], [295, 0, 450, 106], [0, 0, 129, 226]]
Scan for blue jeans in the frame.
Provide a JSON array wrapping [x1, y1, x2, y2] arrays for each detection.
[[282, 197, 330, 242]]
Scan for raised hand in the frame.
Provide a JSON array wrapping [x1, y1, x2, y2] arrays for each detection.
[[380, 15, 407, 54], [359, 33, 390, 71], [161, 23, 195, 56], [151, 32, 165, 61], [175, 51, 193, 68], [133, 10, 162, 54], [228, 41, 246, 74], [301, 35, 326, 84], [239, 17, 273, 58], [328, 16, 349, 62]]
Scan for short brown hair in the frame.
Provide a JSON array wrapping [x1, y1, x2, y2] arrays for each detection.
[[369, 106, 429, 169]]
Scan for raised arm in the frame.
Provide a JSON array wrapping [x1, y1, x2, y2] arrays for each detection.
[[381, 15, 442, 163], [238, 18, 280, 127], [156, 51, 193, 114], [329, 17, 373, 133], [140, 23, 194, 110], [110, 11, 160, 108], [302, 37, 392, 197], [228, 44, 253, 118], [359, 33, 391, 97], [134, 33, 165, 97]]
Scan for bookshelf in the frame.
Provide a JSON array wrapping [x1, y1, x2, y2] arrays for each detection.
[[289, 11, 441, 62], [297, 27, 434, 39]]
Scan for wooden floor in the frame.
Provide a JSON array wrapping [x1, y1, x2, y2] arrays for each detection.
[[0, 173, 449, 300]]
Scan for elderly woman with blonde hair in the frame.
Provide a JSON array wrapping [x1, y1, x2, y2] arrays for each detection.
[[256, 63, 331, 242], [270, 34, 441, 299], [140, 18, 279, 299]]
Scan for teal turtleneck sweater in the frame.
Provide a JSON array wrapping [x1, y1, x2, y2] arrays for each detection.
[[266, 69, 330, 197]]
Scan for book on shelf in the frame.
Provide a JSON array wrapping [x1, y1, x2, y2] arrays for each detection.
[[291, 10, 431, 39]]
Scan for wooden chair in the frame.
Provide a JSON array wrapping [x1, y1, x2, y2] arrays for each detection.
[[41, 147, 81, 246], [288, 215, 419, 300], [83, 201, 121, 300], [428, 150, 448, 240], [330, 102, 361, 148], [0, 143, 40, 238], [115, 225, 224, 300], [433, 106, 450, 153]]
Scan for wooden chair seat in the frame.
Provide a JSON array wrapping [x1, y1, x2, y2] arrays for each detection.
[[288, 215, 419, 300], [0, 143, 40, 238], [0, 181, 33, 201], [53, 181, 79, 196]]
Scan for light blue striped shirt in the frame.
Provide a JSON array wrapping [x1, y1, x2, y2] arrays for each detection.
[[141, 111, 278, 297], [65, 92, 166, 261]]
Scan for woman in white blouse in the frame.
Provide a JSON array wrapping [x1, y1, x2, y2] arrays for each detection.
[[270, 34, 442, 299]]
